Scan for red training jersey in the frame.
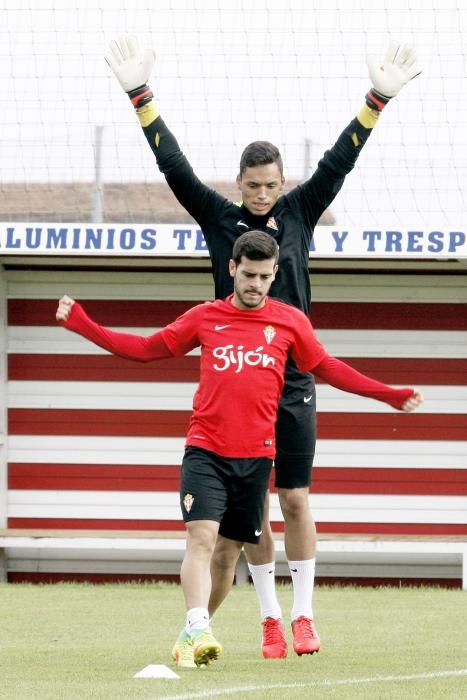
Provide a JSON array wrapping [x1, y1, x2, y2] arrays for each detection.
[[160, 295, 327, 457]]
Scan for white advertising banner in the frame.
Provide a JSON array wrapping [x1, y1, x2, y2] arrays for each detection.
[[1, 223, 466, 258]]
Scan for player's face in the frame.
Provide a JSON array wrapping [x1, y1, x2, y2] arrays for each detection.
[[229, 256, 278, 310], [236, 163, 285, 216]]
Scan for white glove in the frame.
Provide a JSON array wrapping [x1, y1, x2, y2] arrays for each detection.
[[367, 41, 421, 99], [105, 34, 156, 93]]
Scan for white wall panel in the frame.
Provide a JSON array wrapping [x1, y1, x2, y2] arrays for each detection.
[[7, 435, 467, 468], [8, 490, 467, 525], [7, 380, 467, 414], [9, 325, 467, 358]]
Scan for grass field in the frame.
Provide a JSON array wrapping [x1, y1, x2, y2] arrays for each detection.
[[1, 582, 466, 700]]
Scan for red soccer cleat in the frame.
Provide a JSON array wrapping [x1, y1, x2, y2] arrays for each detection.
[[261, 617, 288, 659], [291, 616, 320, 655]]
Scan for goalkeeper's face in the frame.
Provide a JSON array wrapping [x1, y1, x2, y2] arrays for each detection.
[[236, 163, 285, 216]]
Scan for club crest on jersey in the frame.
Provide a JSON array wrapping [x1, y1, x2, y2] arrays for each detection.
[[266, 216, 278, 231], [263, 325, 276, 344], [183, 493, 194, 513]]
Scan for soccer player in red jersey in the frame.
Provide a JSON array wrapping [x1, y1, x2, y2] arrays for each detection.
[[56, 230, 422, 667], [105, 35, 422, 660]]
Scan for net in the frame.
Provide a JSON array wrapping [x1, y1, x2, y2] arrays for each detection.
[[0, 0, 465, 229]]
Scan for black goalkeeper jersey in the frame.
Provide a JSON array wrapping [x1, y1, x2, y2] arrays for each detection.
[[142, 114, 373, 316]]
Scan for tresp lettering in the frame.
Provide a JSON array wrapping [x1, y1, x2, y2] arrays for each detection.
[[363, 229, 466, 253], [212, 344, 276, 373]]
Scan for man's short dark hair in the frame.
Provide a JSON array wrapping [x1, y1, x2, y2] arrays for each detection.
[[232, 230, 279, 265], [239, 141, 283, 176]]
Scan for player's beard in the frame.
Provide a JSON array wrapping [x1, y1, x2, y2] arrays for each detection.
[[234, 281, 266, 309]]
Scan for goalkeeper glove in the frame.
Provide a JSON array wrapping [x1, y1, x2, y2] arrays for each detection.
[[105, 34, 156, 109], [365, 40, 421, 111]]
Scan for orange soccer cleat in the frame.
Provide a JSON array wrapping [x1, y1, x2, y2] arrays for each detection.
[[291, 616, 321, 655], [261, 617, 288, 659]]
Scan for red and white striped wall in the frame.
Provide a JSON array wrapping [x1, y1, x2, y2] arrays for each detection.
[[4, 265, 466, 549]]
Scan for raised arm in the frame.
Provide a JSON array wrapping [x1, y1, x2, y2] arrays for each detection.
[[293, 40, 421, 225], [105, 35, 224, 220]]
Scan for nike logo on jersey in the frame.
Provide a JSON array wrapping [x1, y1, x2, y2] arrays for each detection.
[[304, 395, 313, 403], [237, 220, 250, 229], [215, 324, 231, 331], [255, 529, 263, 536]]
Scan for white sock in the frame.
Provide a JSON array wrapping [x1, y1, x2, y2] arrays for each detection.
[[288, 558, 315, 621], [248, 562, 282, 620], [186, 607, 210, 633]]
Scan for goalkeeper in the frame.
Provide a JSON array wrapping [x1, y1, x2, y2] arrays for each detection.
[[105, 36, 421, 660]]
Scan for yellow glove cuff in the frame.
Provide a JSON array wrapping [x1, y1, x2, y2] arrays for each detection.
[[357, 103, 380, 129], [136, 101, 160, 128]]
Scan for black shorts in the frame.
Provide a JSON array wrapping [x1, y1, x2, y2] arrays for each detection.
[[274, 361, 316, 490], [180, 446, 273, 544]]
